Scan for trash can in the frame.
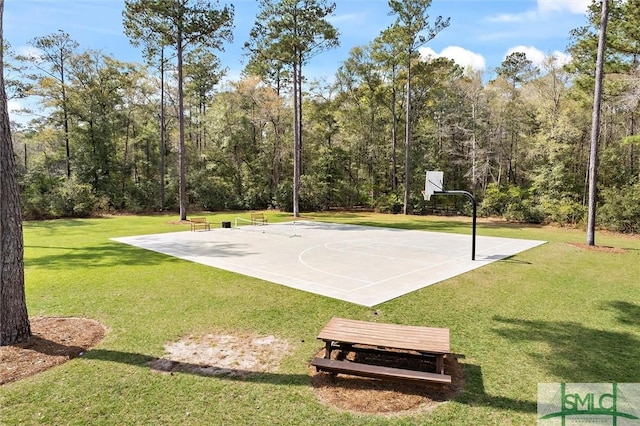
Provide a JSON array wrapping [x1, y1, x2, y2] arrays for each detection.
[[222, 221, 231, 229]]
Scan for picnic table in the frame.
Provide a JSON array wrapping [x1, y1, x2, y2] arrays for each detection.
[[311, 317, 451, 384]]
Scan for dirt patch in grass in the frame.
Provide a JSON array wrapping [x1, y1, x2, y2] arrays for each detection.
[[568, 242, 627, 253], [148, 333, 290, 378], [0, 317, 106, 386]]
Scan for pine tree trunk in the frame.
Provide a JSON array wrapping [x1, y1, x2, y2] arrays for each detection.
[[292, 59, 301, 218], [177, 31, 187, 221], [403, 55, 412, 215], [586, 0, 609, 246], [0, 0, 31, 345]]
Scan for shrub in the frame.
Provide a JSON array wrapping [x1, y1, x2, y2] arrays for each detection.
[[479, 184, 510, 217], [539, 196, 586, 225], [51, 177, 99, 218], [374, 194, 403, 214], [599, 182, 640, 233], [480, 184, 543, 223]]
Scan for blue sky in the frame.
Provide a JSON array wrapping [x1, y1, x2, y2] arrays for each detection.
[[5, 0, 591, 115]]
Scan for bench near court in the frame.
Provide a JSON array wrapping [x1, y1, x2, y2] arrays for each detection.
[[311, 317, 451, 384], [190, 217, 210, 232], [250, 212, 267, 225]]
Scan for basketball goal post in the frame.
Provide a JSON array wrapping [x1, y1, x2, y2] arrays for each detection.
[[423, 171, 478, 261]]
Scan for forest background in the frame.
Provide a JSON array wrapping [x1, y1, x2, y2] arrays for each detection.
[[4, 0, 640, 233]]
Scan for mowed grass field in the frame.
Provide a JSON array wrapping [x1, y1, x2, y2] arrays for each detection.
[[1, 212, 639, 425]]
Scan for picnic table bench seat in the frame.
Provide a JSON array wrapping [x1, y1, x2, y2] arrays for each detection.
[[311, 357, 451, 383], [312, 317, 451, 385]]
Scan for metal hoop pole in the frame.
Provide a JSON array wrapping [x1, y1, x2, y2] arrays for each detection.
[[433, 190, 477, 261]]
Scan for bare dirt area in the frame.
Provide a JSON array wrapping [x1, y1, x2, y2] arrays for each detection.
[[568, 242, 627, 253], [0, 317, 106, 385], [148, 333, 290, 378], [1, 319, 461, 415]]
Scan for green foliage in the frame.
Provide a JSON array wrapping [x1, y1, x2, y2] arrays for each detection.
[[539, 196, 586, 226], [51, 176, 101, 217], [480, 184, 544, 223], [187, 168, 239, 211], [374, 193, 403, 214], [20, 172, 100, 219], [272, 181, 293, 212], [479, 184, 510, 217], [19, 170, 59, 219], [599, 182, 640, 233], [9, 0, 640, 236]]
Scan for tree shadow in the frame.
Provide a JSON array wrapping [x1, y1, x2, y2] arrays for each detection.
[[604, 301, 640, 326], [15, 335, 86, 358], [456, 362, 537, 414], [25, 239, 258, 270], [24, 243, 183, 269], [492, 316, 640, 383], [24, 218, 104, 230], [80, 348, 536, 413], [81, 348, 309, 386]]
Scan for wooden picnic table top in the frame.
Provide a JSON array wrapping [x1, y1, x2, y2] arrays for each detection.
[[317, 317, 450, 355]]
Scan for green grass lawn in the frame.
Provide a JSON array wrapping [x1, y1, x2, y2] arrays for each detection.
[[1, 212, 639, 425]]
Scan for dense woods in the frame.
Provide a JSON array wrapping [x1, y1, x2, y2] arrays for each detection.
[[5, 0, 640, 233]]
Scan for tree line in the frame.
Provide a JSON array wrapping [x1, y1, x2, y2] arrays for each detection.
[[6, 0, 640, 233]]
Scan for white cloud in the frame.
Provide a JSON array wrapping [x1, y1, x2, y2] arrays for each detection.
[[7, 100, 25, 124], [420, 46, 486, 71], [8, 99, 21, 113], [537, 0, 590, 14], [505, 45, 572, 68], [489, 11, 537, 23], [17, 46, 43, 61], [488, 0, 589, 23]]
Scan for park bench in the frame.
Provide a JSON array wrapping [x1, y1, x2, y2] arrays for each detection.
[[311, 317, 451, 384], [190, 217, 210, 232], [251, 212, 267, 225]]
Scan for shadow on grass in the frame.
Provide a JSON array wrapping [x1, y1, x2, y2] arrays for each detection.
[[24, 243, 184, 269], [492, 316, 640, 383], [24, 218, 104, 230], [456, 363, 537, 414], [341, 220, 472, 233], [605, 301, 640, 326], [81, 349, 310, 386]]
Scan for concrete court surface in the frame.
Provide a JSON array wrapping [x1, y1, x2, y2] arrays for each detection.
[[112, 221, 546, 307]]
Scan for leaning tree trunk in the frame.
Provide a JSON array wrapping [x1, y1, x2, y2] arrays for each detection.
[[0, 0, 31, 345]]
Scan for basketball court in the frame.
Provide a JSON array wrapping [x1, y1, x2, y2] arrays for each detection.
[[112, 221, 545, 307]]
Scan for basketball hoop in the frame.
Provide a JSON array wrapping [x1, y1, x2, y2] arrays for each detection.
[[423, 171, 443, 201], [423, 170, 478, 261]]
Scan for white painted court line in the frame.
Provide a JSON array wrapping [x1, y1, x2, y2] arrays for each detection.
[[111, 221, 546, 306]]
